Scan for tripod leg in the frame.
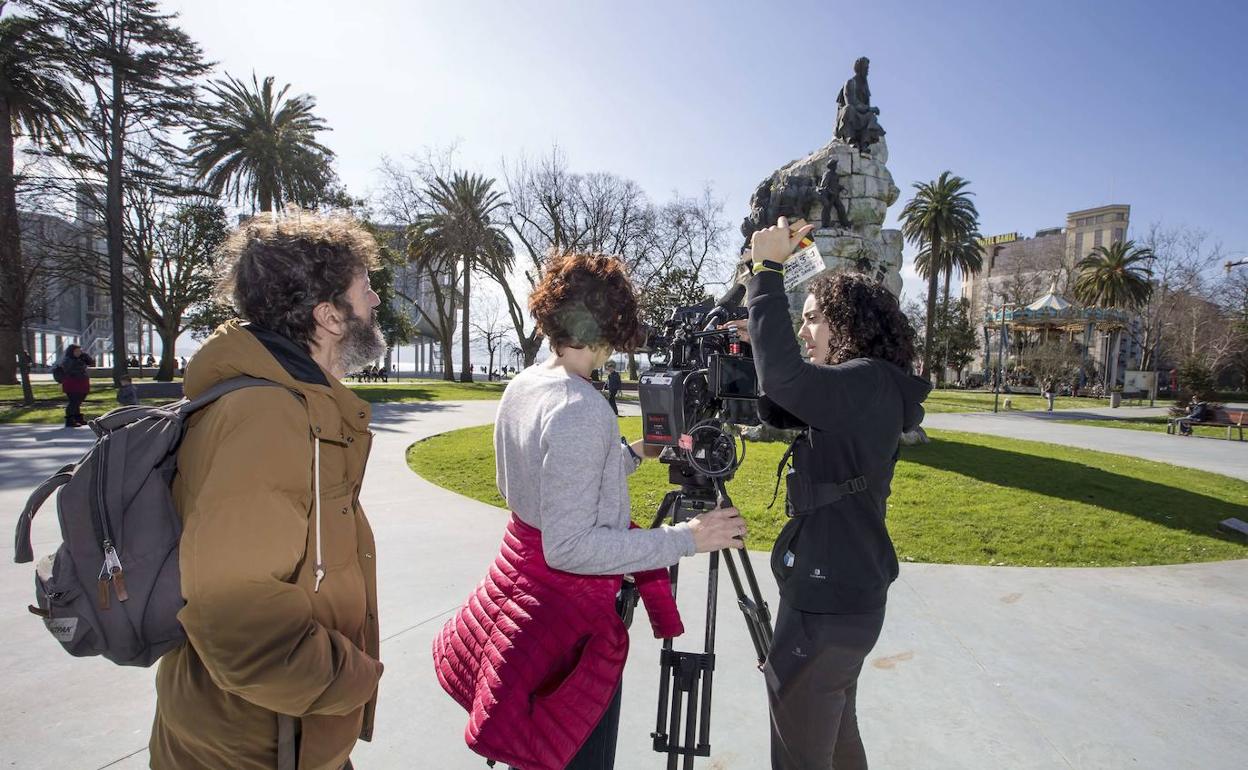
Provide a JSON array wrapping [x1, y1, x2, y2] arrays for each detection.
[[652, 490, 683, 752], [721, 549, 774, 665], [696, 551, 719, 755], [666, 682, 684, 770], [683, 676, 699, 770], [737, 548, 774, 651]]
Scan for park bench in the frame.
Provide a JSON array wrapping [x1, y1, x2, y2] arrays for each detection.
[[1167, 407, 1246, 441], [133, 381, 184, 402]]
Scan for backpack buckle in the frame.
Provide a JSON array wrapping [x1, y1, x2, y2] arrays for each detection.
[[846, 476, 868, 494]]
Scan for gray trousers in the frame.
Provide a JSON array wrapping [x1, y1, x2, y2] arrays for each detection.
[[763, 601, 886, 770]]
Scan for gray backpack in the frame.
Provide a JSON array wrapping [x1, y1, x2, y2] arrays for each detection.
[[12, 377, 285, 667]]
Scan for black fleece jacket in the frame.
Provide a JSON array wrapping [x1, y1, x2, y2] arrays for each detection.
[[747, 270, 931, 613]]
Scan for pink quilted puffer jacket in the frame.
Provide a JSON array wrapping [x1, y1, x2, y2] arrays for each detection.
[[432, 514, 684, 770]]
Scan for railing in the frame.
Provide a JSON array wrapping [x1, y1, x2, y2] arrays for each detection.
[[82, 317, 111, 359]]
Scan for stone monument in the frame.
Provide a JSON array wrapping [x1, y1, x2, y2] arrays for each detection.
[[739, 56, 904, 300], [740, 57, 921, 442]]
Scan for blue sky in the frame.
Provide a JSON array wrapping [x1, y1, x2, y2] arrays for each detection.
[[164, 0, 1248, 308]]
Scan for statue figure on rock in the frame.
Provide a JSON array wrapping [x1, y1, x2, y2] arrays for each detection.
[[775, 175, 816, 222], [740, 176, 817, 248], [816, 159, 850, 229], [740, 179, 773, 247], [835, 56, 885, 153]]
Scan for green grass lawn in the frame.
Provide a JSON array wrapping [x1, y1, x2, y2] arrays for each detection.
[[1054, 415, 1237, 440], [407, 419, 1248, 567], [349, 380, 508, 402], [924, 389, 1118, 414], [0, 381, 170, 424]]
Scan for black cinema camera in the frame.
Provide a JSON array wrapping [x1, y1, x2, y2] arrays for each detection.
[[635, 283, 774, 770], [638, 284, 760, 479]]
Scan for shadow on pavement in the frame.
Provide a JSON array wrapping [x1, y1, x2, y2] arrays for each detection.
[[0, 432, 93, 490], [905, 438, 1248, 541]]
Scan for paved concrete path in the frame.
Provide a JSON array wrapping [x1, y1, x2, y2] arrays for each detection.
[[925, 410, 1248, 481], [1, 403, 1245, 769]]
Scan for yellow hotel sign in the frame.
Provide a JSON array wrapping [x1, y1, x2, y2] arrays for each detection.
[[977, 232, 1020, 247]]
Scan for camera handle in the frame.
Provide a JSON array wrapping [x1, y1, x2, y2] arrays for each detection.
[[649, 482, 774, 768]]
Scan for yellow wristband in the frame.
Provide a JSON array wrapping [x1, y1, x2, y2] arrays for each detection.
[[752, 263, 784, 275]]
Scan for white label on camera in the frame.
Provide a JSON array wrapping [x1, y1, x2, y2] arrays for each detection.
[[643, 375, 672, 385], [46, 616, 78, 642], [784, 243, 825, 291]]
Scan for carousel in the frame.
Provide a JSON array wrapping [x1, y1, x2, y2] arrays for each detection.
[[983, 284, 1132, 392]]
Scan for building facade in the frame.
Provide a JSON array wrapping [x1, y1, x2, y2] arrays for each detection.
[[20, 202, 162, 370], [962, 204, 1141, 386]]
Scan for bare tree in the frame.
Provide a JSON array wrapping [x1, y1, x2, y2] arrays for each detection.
[[36, 155, 226, 381], [1133, 224, 1221, 371], [645, 186, 730, 293], [470, 295, 511, 379], [500, 148, 658, 366], [499, 148, 730, 369]]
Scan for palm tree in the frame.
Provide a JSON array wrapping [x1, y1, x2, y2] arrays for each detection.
[[0, 9, 85, 392], [915, 233, 983, 381], [1072, 240, 1153, 310], [417, 173, 511, 382], [188, 73, 333, 213], [1073, 240, 1154, 392], [900, 171, 979, 381]]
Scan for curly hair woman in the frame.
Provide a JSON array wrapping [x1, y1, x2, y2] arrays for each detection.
[[433, 252, 746, 770], [729, 219, 932, 770]]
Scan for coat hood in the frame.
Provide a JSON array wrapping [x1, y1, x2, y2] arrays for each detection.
[[888, 364, 932, 433]]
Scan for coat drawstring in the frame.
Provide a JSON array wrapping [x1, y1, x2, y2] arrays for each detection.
[[313, 438, 325, 593]]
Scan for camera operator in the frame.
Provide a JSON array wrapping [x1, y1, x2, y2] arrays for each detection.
[[433, 252, 746, 770], [732, 217, 931, 770]]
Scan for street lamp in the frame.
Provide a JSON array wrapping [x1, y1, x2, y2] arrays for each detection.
[[1226, 255, 1248, 274], [992, 301, 1014, 414]]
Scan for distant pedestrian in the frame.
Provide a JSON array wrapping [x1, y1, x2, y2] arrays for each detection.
[[605, 360, 622, 415], [116, 376, 139, 406], [54, 344, 94, 428]]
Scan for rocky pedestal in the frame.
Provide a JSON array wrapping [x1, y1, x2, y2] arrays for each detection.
[[741, 135, 919, 444], [761, 136, 904, 302]]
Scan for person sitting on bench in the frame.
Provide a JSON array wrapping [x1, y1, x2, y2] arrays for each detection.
[[1179, 397, 1209, 435]]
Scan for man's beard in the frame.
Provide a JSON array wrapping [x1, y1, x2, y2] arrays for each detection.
[[337, 307, 387, 374]]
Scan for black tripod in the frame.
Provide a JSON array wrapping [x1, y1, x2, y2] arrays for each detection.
[[648, 472, 773, 769]]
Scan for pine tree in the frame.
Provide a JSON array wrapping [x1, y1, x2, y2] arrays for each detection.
[[39, 0, 209, 384]]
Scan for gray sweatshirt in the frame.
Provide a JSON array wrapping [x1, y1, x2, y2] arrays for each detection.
[[494, 364, 696, 575]]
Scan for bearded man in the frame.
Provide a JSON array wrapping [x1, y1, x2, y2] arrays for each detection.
[[150, 210, 387, 770]]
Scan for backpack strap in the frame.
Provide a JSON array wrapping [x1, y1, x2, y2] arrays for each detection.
[[13, 464, 74, 564], [784, 442, 902, 518], [178, 376, 291, 416]]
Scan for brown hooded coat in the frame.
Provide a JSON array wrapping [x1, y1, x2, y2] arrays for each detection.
[[150, 321, 381, 770]]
